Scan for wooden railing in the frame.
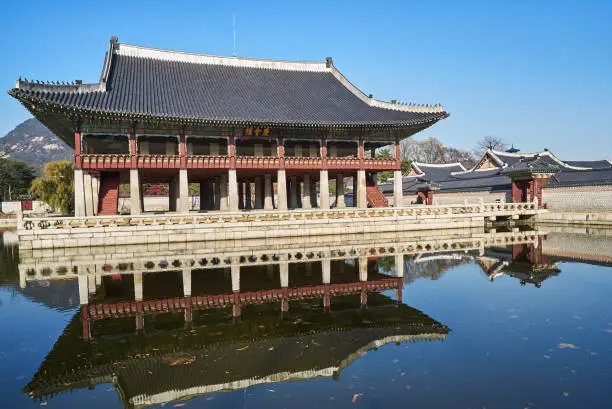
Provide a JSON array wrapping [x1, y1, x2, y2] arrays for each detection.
[[78, 154, 399, 171]]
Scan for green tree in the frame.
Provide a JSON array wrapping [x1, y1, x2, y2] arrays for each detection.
[[29, 161, 74, 215], [0, 159, 36, 200]]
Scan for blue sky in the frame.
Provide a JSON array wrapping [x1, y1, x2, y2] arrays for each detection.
[[1, 0, 610, 159]]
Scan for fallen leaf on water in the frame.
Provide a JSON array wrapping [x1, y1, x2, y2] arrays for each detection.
[[393, 359, 399, 363], [401, 372, 406, 377], [563, 392, 569, 397], [174, 404, 186, 407], [509, 315, 519, 319], [558, 343, 580, 349], [543, 355, 551, 360], [590, 352, 599, 356], [603, 329, 612, 334], [405, 385, 412, 390], [40, 403, 47, 407], [236, 346, 249, 351], [206, 397, 213, 401], [352, 393, 362, 403], [267, 389, 276, 393]]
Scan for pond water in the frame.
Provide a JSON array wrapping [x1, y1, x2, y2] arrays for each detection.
[[1, 228, 611, 409]]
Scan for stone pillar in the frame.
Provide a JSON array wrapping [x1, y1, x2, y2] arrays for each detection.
[[238, 180, 244, 210], [356, 169, 367, 208], [254, 177, 263, 209], [264, 174, 274, 210], [277, 169, 288, 210], [393, 170, 403, 207], [130, 169, 142, 215], [228, 169, 239, 212], [231, 265, 240, 292], [74, 169, 86, 217], [288, 176, 298, 209], [320, 170, 329, 209], [220, 172, 229, 211], [83, 172, 94, 216], [322, 259, 331, 284], [178, 169, 189, 213], [134, 272, 143, 301], [245, 181, 253, 210], [336, 174, 345, 208], [78, 274, 89, 305], [359, 256, 368, 282], [395, 254, 404, 278], [91, 173, 100, 216], [302, 174, 311, 209], [280, 262, 289, 288]]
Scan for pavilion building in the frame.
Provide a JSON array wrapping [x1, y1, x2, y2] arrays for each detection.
[[9, 36, 447, 216]]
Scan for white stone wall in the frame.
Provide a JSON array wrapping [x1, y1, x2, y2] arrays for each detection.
[[0, 200, 51, 214], [542, 186, 612, 212], [400, 191, 510, 206]]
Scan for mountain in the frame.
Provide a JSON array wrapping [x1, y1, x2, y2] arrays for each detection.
[[0, 118, 72, 168]]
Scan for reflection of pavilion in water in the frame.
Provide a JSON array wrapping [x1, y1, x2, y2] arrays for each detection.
[[24, 260, 449, 408]]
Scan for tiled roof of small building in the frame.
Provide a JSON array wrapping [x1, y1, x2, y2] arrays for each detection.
[[562, 160, 612, 169], [548, 168, 612, 187], [411, 162, 466, 182], [9, 37, 448, 144]]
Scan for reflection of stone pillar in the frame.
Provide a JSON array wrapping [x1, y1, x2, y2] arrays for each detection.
[[322, 259, 331, 284], [280, 262, 289, 288], [264, 174, 274, 210], [357, 169, 367, 208], [336, 174, 345, 208], [393, 170, 402, 207], [277, 169, 287, 210], [254, 177, 263, 209], [231, 265, 240, 292], [359, 257, 368, 282], [182, 270, 191, 297], [289, 176, 298, 209], [134, 272, 143, 301], [78, 274, 89, 305], [88, 273, 96, 294], [220, 172, 229, 211], [302, 174, 311, 209], [320, 170, 329, 209], [74, 169, 86, 217], [395, 254, 404, 277]]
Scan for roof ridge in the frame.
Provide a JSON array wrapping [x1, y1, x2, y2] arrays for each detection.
[[116, 43, 330, 72], [413, 162, 465, 169]]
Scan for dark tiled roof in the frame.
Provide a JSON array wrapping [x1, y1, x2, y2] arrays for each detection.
[[548, 168, 612, 187], [563, 160, 612, 169], [412, 163, 465, 182], [501, 155, 562, 175], [9, 38, 448, 142]]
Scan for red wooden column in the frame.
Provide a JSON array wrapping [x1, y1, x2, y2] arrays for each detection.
[[179, 134, 186, 168], [129, 133, 137, 168], [80, 307, 90, 341], [358, 138, 365, 167], [74, 132, 82, 168], [511, 181, 521, 203], [228, 135, 236, 167], [278, 137, 285, 167]]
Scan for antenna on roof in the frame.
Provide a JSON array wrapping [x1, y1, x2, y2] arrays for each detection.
[[232, 12, 237, 57]]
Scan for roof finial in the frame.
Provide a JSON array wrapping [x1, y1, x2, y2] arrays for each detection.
[[326, 57, 333, 68]]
